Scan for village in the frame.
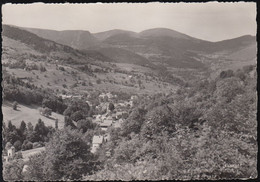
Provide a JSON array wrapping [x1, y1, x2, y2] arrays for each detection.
[[58, 91, 138, 154], [89, 92, 137, 154], [2, 91, 139, 166]]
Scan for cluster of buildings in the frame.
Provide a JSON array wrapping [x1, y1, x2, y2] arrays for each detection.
[[90, 93, 138, 155], [57, 92, 139, 156]]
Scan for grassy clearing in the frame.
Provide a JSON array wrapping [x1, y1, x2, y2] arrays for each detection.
[[2, 102, 64, 129]]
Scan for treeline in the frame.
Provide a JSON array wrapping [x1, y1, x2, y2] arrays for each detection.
[[3, 71, 67, 114], [3, 120, 55, 152], [3, 60, 47, 71]]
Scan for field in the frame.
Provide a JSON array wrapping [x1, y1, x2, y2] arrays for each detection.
[[2, 102, 64, 129], [21, 147, 46, 162]]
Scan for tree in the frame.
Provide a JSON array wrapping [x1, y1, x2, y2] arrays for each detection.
[[63, 101, 90, 118], [108, 103, 115, 112], [22, 140, 33, 150], [141, 105, 176, 139], [23, 152, 46, 181], [43, 128, 99, 180], [41, 107, 52, 117], [5, 142, 12, 150], [6, 121, 20, 144], [25, 122, 36, 143], [76, 119, 95, 133], [13, 101, 18, 110], [3, 160, 24, 181], [215, 77, 244, 103], [70, 111, 84, 122], [96, 79, 101, 84], [219, 69, 234, 79], [34, 119, 49, 142], [14, 140, 22, 151], [121, 108, 147, 137], [19, 120, 27, 134], [8, 120, 16, 132], [55, 119, 59, 130], [39, 64, 47, 72], [27, 122, 34, 132], [18, 120, 27, 141]]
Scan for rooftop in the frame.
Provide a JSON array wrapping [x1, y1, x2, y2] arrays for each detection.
[[100, 120, 113, 127], [92, 135, 104, 144]]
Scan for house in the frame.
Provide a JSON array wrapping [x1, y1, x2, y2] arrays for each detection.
[[114, 118, 124, 128], [99, 93, 107, 99], [115, 112, 124, 119], [86, 101, 93, 107], [8, 146, 15, 157], [100, 119, 113, 131], [59, 94, 73, 99], [130, 95, 138, 101], [3, 146, 15, 162], [95, 114, 102, 119], [91, 135, 104, 153], [22, 165, 29, 173], [106, 115, 113, 120], [92, 116, 102, 123], [101, 115, 106, 121], [99, 92, 116, 101], [129, 100, 134, 107]]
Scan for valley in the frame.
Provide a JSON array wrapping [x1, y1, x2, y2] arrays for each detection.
[[2, 24, 257, 181]]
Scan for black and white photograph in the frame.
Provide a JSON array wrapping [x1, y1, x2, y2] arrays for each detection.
[[1, 2, 257, 181]]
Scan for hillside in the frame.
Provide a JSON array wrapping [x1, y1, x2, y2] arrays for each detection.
[[199, 35, 256, 53], [93, 29, 138, 41], [97, 47, 152, 67], [139, 28, 192, 40], [2, 25, 178, 98], [22, 27, 100, 50], [10, 25, 256, 72], [2, 24, 256, 95], [2, 25, 99, 65], [2, 102, 64, 129], [227, 42, 257, 61]]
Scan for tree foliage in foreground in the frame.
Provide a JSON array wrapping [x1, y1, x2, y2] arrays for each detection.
[[84, 65, 257, 180], [43, 127, 99, 180]]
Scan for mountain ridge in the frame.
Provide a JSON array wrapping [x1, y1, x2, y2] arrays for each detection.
[[5, 24, 255, 43], [2, 24, 256, 71]]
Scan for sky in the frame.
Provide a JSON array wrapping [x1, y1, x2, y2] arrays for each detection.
[[2, 2, 256, 42]]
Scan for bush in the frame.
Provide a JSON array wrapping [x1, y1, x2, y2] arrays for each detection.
[[59, 66, 65, 71], [40, 107, 52, 117], [39, 65, 47, 72], [13, 101, 18, 110], [5, 142, 12, 150], [22, 140, 33, 151], [13, 140, 22, 151], [219, 69, 234, 79], [33, 142, 42, 149]]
